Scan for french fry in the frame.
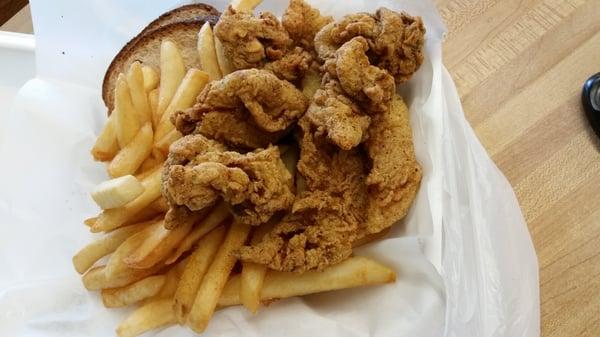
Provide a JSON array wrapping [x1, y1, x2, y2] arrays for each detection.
[[108, 123, 154, 178], [126, 62, 151, 124], [142, 65, 159, 92], [148, 197, 169, 213], [91, 175, 145, 210], [173, 226, 227, 323], [73, 221, 148, 274], [92, 167, 162, 232], [102, 275, 166, 308], [218, 257, 396, 307], [84, 216, 97, 227], [91, 112, 119, 161], [148, 88, 159, 128], [188, 220, 251, 333], [142, 257, 189, 305], [116, 298, 176, 337], [352, 227, 391, 248], [157, 40, 186, 118], [155, 129, 182, 154], [165, 201, 231, 264], [197, 22, 222, 81], [82, 266, 108, 290], [114, 74, 141, 148], [104, 222, 159, 278], [123, 216, 198, 269], [301, 68, 321, 99], [137, 154, 163, 175], [240, 220, 276, 313], [231, 0, 263, 12], [82, 264, 163, 290], [214, 37, 234, 76], [154, 68, 209, 144]]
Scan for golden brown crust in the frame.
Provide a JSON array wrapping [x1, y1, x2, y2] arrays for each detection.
[[162, 134, 295, 227]]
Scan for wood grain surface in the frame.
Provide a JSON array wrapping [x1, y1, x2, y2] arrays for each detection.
[[2, 1, 599, 336], [435, 0, 600, 336]]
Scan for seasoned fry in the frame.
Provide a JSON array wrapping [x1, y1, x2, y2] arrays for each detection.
[[157, 40, 186, 118], [154, 68, 209, 143], [116, 298, 176, 337], [108, 123, 154, 178], [231, 0, 263, 11], [142, 257, 188, 305], [137, 154, 163, 175], [240, 221, 276, 313], [91, 112, 119, 161], [123, 215, 198, 269], [165, 201, 231, 264], [102, 275, 166, 308], [188, 220, 251, 333], [104, 222, 158, 278], [126, 62, 152, 124], [148, 88, 159, 128], [142, 65, 159, 92], [197, 22, 222, 81], [114, 74, 141, 148], [73, 221, 148, 274], [174, 226, 227, 323], [219, 257, 396, 307], [92, 167, 162, 232], [155, 129, 182, 154], [84, 216, 97, 227], [214, 37, 234, 76]]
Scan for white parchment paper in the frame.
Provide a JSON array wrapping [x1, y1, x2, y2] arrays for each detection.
[[0, 1, 539, 336]]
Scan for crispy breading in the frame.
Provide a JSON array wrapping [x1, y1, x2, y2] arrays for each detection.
[[214, 6, 293, 69], [282, 0, 333, 50], [173, 69, 307, 150], [162, 134, 294, 226], [315, 8, 425, 83], [363, 94, 422, 235], [324, 36, 395, 114], [238, 118, 368, 272], [305, 77, 370, 150]]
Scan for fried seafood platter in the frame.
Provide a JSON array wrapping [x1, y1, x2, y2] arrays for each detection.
[[75, 0, 426, 335]]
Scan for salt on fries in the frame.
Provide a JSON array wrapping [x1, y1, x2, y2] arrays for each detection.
[[76, 0, 398, 336]]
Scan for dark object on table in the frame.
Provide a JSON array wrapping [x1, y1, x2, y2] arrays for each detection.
[[582, 73, 600, 139]]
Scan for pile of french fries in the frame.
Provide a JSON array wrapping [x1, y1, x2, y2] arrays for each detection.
[[75, 1, 396, 336]]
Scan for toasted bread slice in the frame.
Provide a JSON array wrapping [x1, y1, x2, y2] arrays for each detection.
[[102, 4, 220, 111]]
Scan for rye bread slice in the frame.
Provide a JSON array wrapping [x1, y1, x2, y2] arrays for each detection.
[[102, 3, 220, 111]]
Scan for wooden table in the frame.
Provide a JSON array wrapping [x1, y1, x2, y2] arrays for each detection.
[[3, 2, 599, 336], [435, 0, 600, 336]]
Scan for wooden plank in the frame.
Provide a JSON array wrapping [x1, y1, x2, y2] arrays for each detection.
[[0, 0, 28, 27]]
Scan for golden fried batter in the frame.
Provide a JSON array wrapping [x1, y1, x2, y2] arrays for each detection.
[[363, 94, 422, 235], [162, 134, 294, 226], [263, 47, 313, 83], [325, 36, 395, 113], [238, 118, 368, 272], [214, 6, 292, 69], [305, 77, 370, 150], [282, 0, 333, 50], [173, 69, 307, 149], [315, 8, 425, 83]]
